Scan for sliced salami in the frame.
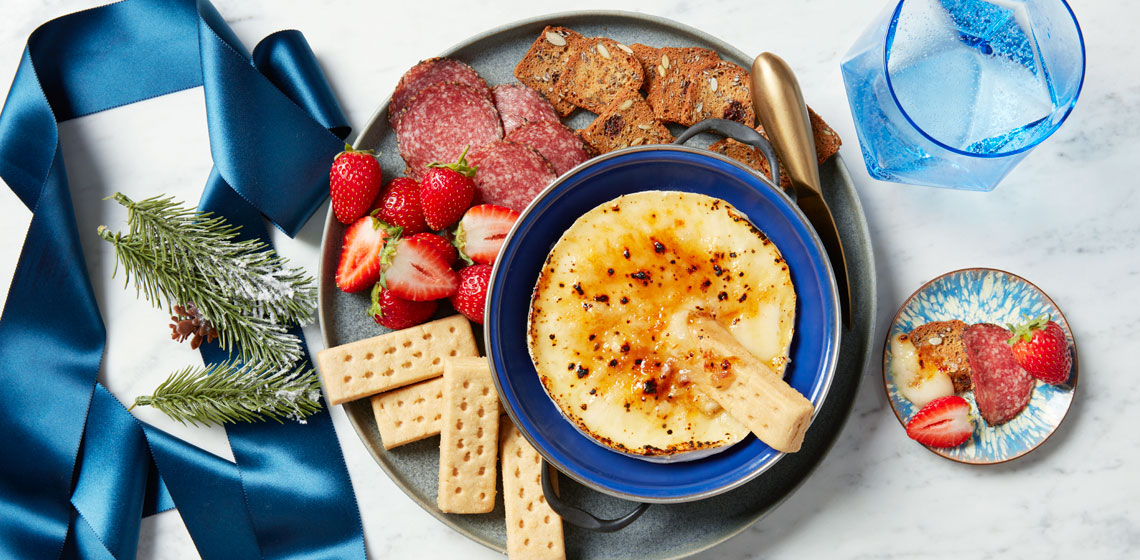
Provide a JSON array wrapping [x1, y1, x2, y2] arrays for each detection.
[[388, 57, 491, 127], [492, 83, 559, 135], [963, 323, 1035, 426], [395, 82, 503, 181], [467, 141, 557, 212], [506, 121, 591, 177]]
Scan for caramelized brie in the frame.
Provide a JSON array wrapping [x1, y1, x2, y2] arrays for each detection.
[[527, 191, 796, 458]]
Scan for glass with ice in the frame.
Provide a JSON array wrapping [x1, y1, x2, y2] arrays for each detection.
[[841, 0, 1084, 191]]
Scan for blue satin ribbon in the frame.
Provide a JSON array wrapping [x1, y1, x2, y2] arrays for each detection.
[[0, 1, 366, 558]]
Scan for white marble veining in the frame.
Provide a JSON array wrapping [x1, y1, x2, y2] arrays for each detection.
[[2, 0, 1138, 558]]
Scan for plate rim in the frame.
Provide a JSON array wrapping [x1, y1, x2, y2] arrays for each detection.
[[316, 9, 876, 559], [880, 266, 1080, 465], [484, 144, 842, 504]]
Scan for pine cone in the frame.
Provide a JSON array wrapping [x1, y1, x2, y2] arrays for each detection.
[[170, 302, 218, 350]]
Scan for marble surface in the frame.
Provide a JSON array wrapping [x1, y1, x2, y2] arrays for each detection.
[[1, 0, 1136, 558]]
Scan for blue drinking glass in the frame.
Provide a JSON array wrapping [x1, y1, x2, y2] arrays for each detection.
[[841, 0, 1085, 191]]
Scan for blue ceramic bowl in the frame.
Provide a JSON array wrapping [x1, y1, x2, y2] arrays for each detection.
[[485, 146, 840, 503]]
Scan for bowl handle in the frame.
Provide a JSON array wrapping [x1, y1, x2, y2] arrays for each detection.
[[540, 460, 650, 533], [674, 118, 790, 201]]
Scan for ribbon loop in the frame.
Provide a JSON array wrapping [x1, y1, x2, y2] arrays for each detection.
[[0, 1, 366, 558]]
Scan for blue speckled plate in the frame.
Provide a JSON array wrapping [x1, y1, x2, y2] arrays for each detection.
[[883, 268, 1078, 464]]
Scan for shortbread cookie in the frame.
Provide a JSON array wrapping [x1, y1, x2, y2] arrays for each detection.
[[579, 92, 673, 154], [316, 315, 478, 405], [438, 357, 501, 514], [501, 421, 565, 560], [514, 26, 583, 117], [371, 377, 445, 449]]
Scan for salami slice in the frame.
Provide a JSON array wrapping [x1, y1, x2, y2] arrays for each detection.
[[492, 84, 559, 135], [395, 82, 503, 181], [963, 323, 1035, 426], [388, 57, 491, 127], [506, 121, 591, 177], [468, 141, 557, 212]]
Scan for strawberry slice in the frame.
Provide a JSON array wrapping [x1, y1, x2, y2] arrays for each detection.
[[381, 237, 460, 301], [406, 232, 458, 267], [905, 395, 973, 448], [335, 216, 401, 293], [454, 204, 520, 265]]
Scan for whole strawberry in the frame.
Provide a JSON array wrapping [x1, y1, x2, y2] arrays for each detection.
[[406, 232, 458, 267], [1008, 314, 1072, 384], [451, 264, 492, 324], [420, 146, 476, 230], [330, 145, 383, 224], [374, 177, 428, 235], [369, 283, 437, 330]]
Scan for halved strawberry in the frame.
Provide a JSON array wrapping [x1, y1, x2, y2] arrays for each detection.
[[380, 237, 460, 301], [905, 395, 973, 448], [406, 232, 458, 267], [369, 282, 438, 330], [450, 264, 492, 324], [454, 204, 520, 265], [335, 216, 401, 293]]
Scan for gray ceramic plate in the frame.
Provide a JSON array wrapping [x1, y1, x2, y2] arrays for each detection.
[[318, 11, 877, 559]]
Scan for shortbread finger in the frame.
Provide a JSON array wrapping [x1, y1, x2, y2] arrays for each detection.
[[371, 377, 445, 449], [316, 315, 477, 405], [501, 421, 565, 560], [438, 357, 500, 514]]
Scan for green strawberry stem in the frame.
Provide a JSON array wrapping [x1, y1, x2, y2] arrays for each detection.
[[368, 281, 385, 318], [426, 145, 477, 178], [1007, 313, 1051, 345], [451, 222, 475, 266], [335, 143, 377, 160]]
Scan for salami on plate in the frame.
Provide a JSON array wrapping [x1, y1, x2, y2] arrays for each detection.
[[388, 57, 491, 127], [505, 121, 591, 176], [467, 140, 557, 212], [395, 82, 503, 181], [963, 323, 1035, 426], [492, 84, 559, 135]]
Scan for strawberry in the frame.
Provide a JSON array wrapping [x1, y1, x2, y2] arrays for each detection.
[[335, 216, 401, 293], [330, 145, 383, 224], [406, 232, 458, 267], [420, 146, 476, 230], [454, 204, 519, 265], [1008, 314, 1072, 384], [380, 237, 459, 301], [905, 395, 973, 448], [374, 176, 428, 235], [450, 264, 492, 324], [369, 282, 437, 330]]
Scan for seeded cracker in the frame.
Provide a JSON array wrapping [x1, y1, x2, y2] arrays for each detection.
[[370, 377, 445, 449], [316, 315, 478, 405], [708, 107, 843, 187], [438, 357, 500, 514], [579, 91, 673, 154], [685, 60, 755, 127], [501, 420, 565, 560], [514, 27, 583, 117], [634, 45, 721, 124], [557, 36, 644, 114], [910, 320, 973, 393]]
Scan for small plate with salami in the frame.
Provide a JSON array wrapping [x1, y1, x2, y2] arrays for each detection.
[[883, 268, 1079, 464]]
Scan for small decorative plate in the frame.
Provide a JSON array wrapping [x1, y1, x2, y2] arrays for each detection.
[[883, 268, 1078, 464]]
